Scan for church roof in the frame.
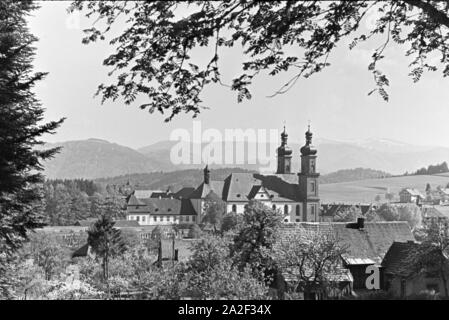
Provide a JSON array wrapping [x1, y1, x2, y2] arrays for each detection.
[[173, 187, 196, 199], [221, 172, 299, 202]]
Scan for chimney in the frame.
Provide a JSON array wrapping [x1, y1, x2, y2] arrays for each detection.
[[357, 217, 365, 229]]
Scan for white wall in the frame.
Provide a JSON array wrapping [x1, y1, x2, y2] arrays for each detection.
[[127, 214, 196, 225]]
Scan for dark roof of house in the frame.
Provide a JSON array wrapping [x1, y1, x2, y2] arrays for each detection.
[[72, 243, 89, 258], [279, 221, 415, 265], [174, 187, 196, 199], [381, 241, 420, 277], [334, 222, 415, 265], [127, 198, 198, 216], [189, 181, 225, 199]]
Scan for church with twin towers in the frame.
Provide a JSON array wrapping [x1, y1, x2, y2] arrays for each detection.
[[126, 125, 321, 225]]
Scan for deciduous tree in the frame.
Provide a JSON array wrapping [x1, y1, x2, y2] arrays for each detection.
[[272, 228, 348, 300], [70, 1, 449, 120], [231, 200, 283, 281]]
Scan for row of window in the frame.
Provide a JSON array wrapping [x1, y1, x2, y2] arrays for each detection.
[[131, 215, 196, 223], [230, 203, 302, 215], [229, 203, 316, 222]]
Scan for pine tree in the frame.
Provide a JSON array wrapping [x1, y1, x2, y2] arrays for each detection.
[[87, 215, 126, 285], [0, 0, 63, 295]]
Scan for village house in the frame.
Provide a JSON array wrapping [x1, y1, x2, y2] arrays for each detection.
[[125, 196, 199, 226], [320, 203, 378, 222], [399, 188, 424, 204], [421, 206, 449, 228], [273, 218, 415, 299], [382, 241, 449, 298]]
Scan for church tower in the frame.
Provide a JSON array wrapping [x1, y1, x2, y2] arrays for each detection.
[[276, 126, 293, 174], [298, 125, 320, 221]]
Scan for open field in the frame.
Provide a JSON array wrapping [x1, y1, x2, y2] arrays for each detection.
[[320, 174, 449, 203]]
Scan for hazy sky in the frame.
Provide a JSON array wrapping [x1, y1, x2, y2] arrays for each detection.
[[28, 1, 449, 149]]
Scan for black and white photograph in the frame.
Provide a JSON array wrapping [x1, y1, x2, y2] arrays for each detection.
[[2, 0, 449, 306]]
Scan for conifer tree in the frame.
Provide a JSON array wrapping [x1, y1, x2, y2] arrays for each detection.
[[0, 0, 63, 296], [87, 214, 126, 284]]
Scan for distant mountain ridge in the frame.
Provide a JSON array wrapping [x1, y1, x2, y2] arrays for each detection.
[[40, 137, 449, 179], [40, 139, 160, 179], [94, 167, 392, 192]]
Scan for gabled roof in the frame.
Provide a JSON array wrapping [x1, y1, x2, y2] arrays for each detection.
[[189, 180, 225, 199], [127, 194, 145, 206], [278, 221, 415, 265], [333, 221, 415, 265], [400, 188, 424, 197], [422, 206, 447, 219], [247, 185, 270, 199], [174, 187, 196, 199], [72, 244, 89, 258], [381, 241, 420, 277]]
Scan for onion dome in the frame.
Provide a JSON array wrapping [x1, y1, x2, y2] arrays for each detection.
[[300, 124, 317, 156], [277, 126, 292, 156]]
